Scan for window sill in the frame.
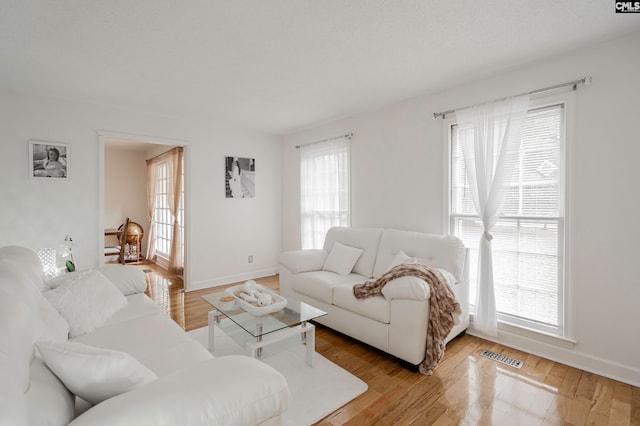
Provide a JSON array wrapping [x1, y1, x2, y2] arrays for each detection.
[[470, 316, 577, 349]]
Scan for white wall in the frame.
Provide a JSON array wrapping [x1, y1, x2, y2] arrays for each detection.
[[0, 89, 282, 291], [104, 146, 147, 244], [281, 31, 640, 386]]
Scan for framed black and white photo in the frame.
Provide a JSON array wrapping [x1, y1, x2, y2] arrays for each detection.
[[225, 156, 255, 198], [29, 140, 69, 179]]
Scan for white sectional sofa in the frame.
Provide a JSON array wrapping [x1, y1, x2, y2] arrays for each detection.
[[279, 227, 469, 367], [0, 245, 290, 426]]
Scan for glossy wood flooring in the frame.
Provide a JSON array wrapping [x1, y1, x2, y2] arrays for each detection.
[[139, 262, 640, 426]]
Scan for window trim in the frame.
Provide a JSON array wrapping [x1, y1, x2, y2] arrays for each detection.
[[442, 91, 575, 340]]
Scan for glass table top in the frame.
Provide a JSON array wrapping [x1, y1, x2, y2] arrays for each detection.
[[201, 291, 327, 338]]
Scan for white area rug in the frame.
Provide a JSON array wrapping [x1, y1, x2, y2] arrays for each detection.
[[188, 326, 367, 426]]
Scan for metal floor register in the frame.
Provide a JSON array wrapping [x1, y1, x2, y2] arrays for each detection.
[[479, 349, 524, 369]]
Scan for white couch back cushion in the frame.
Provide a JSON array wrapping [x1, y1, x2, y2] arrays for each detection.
[[373, 229, 466, 281], [323, 227, 383, 278]]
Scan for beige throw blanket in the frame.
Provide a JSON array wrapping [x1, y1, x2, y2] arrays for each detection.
[[353, 263, 461, 375]]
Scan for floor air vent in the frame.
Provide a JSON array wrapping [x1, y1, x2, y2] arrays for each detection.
[[480, 349, 523, 369]]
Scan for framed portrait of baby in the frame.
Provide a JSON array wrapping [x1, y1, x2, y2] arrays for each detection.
[[29, 140, 70, 179]]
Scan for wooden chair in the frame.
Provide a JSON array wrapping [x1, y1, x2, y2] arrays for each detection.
[[104, 217, 129, 264]]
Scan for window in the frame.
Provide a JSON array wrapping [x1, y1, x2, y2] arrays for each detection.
[[152, 157, 185, 260], [450, 103, 565, 334], [299, 137, 351, 249], [153, 161, 170, 258]]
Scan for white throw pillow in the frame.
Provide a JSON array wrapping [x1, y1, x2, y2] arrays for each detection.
[[322, 242, 363, 276], [44, 270, 92, 291], [385, 250, 417, 272], [43, 270, 127, 338], [35, 341, 158, 405]]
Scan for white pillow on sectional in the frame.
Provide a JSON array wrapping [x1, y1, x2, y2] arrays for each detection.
[[35, 341, 158, 405], [44, 270, 92, 291], [43, 270, 127, 338], [323, 242, 363, 276]]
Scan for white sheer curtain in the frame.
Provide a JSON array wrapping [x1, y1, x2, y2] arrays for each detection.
[[145, 156, 159, 261], [299, 136, 350, 249], [455, 94, 529, 336], [166, 147, 184, 274]]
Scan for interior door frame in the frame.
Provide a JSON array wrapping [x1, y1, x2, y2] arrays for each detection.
[[97, 130, 191, 288]]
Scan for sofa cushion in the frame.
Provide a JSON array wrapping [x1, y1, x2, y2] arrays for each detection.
[[98, 266, 148, 295], [0, 245, 45, 291], [279, 249, 327, 273], [69, 356, 290, 426], [381, 276, 430, 301], [293, 271, 367, 305], [0, 258, 42, 306], [98, 293, 163, 326], [385, 250, 416, 272], [138, 340, 213, 377], [333, 284, 390, 323], [43, 270, 128, 338], [322, 242, 363, 276], [373, 229, 466, 281], [0, 287, 35, 393], [72, 298, 211, 377], [323, 227, 383, 278], [26, 358, 75, 426], [36, 297, 70, 342], [36, 341, 158, 405], [0, 388, 28, 426]]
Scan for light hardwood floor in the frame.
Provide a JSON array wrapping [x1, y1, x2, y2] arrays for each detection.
[[139, 262, 640, 426]]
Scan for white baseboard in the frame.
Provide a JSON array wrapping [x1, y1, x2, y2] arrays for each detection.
[[187, 267, 279, 292], [468, 326, 640, 388]]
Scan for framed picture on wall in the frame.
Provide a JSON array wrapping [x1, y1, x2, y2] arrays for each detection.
[[225, 156, 255, 198], [29, 140, 70, 179]]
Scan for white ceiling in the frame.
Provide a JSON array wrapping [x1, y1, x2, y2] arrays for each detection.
[[1, 1, 639, 135]]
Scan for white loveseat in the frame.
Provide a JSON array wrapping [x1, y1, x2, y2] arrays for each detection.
[[279, 227, 469, 367], [0, 245, 290, 426]]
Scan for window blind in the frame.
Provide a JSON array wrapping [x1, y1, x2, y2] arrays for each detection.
[[451, 104, 564, 331]]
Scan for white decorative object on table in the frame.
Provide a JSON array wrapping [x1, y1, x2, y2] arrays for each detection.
[[227, 282, 287, 315]]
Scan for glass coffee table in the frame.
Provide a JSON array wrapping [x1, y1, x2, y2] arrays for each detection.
[[201, 291, 326, 366]]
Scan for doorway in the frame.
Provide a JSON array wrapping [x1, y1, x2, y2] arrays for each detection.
[[98, 131, 190, 286]]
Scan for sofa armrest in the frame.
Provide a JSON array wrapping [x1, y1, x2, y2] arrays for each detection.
[[279, 249, 327, 273], [98, 266, 147, 296], [381, 276, 430, 301], [70, 356, 290, 426]]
